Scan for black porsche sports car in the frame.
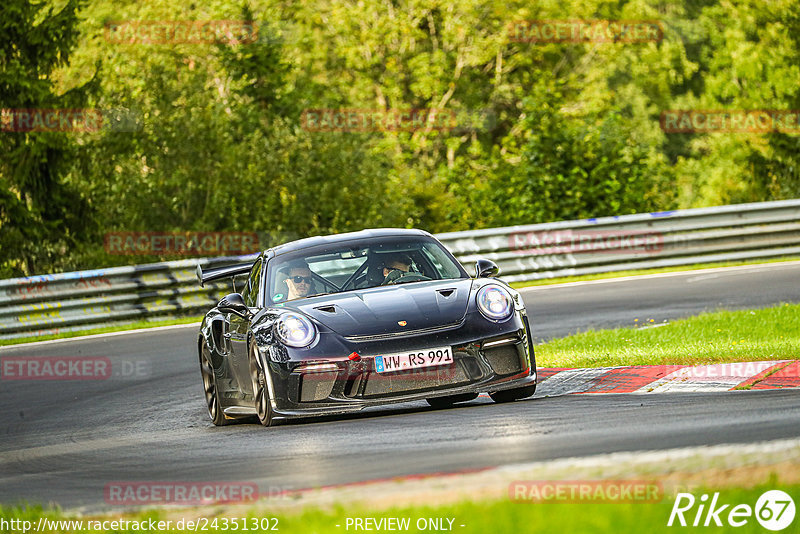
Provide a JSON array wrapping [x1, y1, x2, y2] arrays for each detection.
[[196, 229, 537, 426]]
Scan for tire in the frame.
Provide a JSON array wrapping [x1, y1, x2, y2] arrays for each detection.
[[489, 383, 537, 403], [426, 392, 479, 408], [199, 344, 230, 426], [249, 342, 275, 427]]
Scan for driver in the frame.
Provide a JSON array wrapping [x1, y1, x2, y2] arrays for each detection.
[[381, 254, 413, 285]]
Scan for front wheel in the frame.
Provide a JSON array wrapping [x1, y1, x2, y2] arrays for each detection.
[[249, 343, 276, 427], [426, 392, 479, 408], [489, 383, 537, 403]]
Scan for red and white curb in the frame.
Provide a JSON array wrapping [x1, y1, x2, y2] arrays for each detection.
[[535, 360, 800, 396]]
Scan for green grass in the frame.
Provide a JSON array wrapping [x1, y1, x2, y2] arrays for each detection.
[[0, 316, 202, 347], [2, 482, 797, 533], [511, 256, 800, 288], [536, 302, 800, 368]]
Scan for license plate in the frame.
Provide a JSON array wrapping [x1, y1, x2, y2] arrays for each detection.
[[374, 346, 454, 373]]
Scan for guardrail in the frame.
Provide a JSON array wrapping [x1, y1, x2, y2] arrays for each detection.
[[2, 199, 799, 340], [438, 198, 800, 283], [0, 258, 254, 340]]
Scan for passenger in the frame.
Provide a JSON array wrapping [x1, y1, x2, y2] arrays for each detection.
[[283, 262, 316, 300]]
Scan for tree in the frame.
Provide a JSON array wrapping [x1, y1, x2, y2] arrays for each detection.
[[0, 0, 97, 277]]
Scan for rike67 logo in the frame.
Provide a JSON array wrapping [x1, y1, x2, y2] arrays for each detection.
[[668, 490, 795, 530]]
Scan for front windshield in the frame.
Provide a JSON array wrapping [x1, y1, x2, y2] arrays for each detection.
[[266, 236, 467, 304]]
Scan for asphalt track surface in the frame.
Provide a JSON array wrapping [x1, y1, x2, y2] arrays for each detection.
[[523, 261, 800, 340], [1, 262, 799, 510]]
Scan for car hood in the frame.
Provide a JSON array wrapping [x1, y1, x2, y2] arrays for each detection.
[[287, 278, 474, 338]]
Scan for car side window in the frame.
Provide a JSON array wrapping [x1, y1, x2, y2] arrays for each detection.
[[243, 259, 262, 308]]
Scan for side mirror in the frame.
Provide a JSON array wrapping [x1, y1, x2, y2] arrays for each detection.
[[474, 258, 499, 278], [218, 293, 250, 318]]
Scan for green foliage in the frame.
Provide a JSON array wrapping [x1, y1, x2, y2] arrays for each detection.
[[458, 80, 673, 225], [2, 0, 799, 276], [0, 0, 97, 277]]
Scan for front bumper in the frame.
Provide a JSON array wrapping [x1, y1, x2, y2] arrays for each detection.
[[261, 310, 536, 417]]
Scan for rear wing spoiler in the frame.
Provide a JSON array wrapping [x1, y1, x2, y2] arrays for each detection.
[[196, 261, 254, 288]]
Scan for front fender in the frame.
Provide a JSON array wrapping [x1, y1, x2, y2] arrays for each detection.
[[200, 311, 229, 368]]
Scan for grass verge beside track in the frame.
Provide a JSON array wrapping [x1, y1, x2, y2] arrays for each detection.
[[2, 481, 797, 533], [535, 302, 800, 368], [5, 442, 800, 532]]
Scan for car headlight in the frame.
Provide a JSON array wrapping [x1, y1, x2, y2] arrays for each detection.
[[275, 313, 317, 348], [476, 284, 514, 321]]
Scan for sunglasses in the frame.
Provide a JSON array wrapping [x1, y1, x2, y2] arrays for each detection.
[[290, 276, 313, 284]]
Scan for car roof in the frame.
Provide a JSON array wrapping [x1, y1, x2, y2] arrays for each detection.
[[269, 228, 433, 257]]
